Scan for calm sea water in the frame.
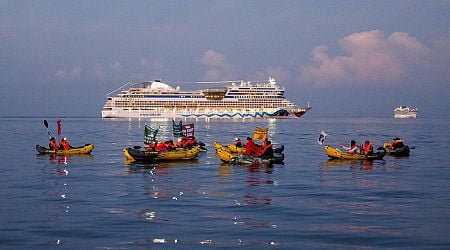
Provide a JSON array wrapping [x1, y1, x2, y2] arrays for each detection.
[[1, 117, 449, 249]]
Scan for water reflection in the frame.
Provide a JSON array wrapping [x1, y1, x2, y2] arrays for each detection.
[[322, 159, 377, 171]]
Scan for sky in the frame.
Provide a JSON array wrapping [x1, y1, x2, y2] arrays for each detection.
[[1, 0, 449, 118]]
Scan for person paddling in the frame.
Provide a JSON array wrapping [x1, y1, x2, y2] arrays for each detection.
[[59, 137, 72, 150], [341, 140, 360, 154], [259, 140, 274, 159], [48, 137, 59, 151], [362, 140, 373, 155]]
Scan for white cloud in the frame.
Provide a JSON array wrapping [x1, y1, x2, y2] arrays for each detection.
[[110, 61, 121, 71], [53, 66, 82, 80], [299, 29, 431, 86], [201, 50, 238, 81], [94, 64, 105, 81], [250, 66, 290, 83]]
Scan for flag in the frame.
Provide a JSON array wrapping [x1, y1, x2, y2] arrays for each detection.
[[57, 119, 62, 136], [173, 120, 183, 138], [317, 131, 328, 145], [253, 126, 268, 141], [182, 123, 194, 138], [144, 125, 159, 144]]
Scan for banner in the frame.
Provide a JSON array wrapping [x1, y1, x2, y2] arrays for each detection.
[[182, 123, 195, 138], [317, 131, 328, 145], [144, 125, 159, 144], [172, 120, 183, 138], [253, 126, 268, 141], [57, 119, 62, 137]]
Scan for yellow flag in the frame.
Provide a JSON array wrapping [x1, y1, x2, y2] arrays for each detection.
[[253, 127, 268, 141]]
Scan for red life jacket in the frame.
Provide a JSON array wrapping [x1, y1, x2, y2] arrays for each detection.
[[60, 140, 70, 150], [49, 141, 59, 151], [363, 143, 373, 153]]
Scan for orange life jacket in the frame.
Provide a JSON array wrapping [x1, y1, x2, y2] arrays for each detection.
[[363, 143, 373, 153], [49, 141, 59, 151], [60, 140, 70, 150]]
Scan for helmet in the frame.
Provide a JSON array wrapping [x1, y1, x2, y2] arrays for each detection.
[[235, 137, 239, 141], [178, 138, 182, 142], [63, 137, 67, 141]]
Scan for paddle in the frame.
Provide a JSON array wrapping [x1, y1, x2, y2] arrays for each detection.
[[43, 119, 51, 139]]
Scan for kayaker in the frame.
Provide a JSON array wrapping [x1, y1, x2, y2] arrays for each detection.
[[59, 137, 72, 150], [259, 140, 274, 159], [146, 140, 157, 151], [235, 137, 242, 147], [185, 136, 197, 148], [362, 140, 373, 155], [175, 138, 184, 148], [166, 140, 175, 150], [391, 138, 404, 149], [341, 140, 360, 154], [155, 141, 169, 151], [48, 137, 59, 151], [245, 137, 259, 157]]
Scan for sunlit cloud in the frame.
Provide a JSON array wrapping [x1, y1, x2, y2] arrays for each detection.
[[299, 29, 431, 86], [250, 66, 290, 83], [201, 49, 238, 81]]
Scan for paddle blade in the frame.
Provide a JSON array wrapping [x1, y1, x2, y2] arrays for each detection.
[[44, 119, 49, 128]]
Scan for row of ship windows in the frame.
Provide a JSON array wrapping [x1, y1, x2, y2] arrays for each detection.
[[122, 94, 284, 98], [114, 100, 289, 105]]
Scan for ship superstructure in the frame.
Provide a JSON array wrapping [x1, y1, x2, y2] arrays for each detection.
[[394, 106, 418, 118], [101, 78, 310, 119]]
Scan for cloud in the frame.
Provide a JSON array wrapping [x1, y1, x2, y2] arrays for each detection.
[[201, 50, 238, 81], [94, 64, 106, 81], [110, 61, 121, 72], [53, 66, 82, 80], [299, 29, 431, 86], [250, 66, 290, 83]]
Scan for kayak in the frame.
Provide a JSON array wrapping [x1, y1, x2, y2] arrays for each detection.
[[227, 143, 284, 154], [123, 145, 201, 162], [36, 144, 94, 155], [214, 142, 284, 164], [324, 145, 385, 160], [383, 142, 410, 157]]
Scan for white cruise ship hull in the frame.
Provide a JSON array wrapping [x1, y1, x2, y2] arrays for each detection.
[[394, 112, 417, 119], [101, 78, 310, 119], [394, 106, 417, 119], [101, 108, 308, 119]]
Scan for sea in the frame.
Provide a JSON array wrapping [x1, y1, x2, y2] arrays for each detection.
[[1, 117, 449, 249]]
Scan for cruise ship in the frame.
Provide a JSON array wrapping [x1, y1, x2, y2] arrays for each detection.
[[101, 77, 311, 119], [394, 106, 418, 118]]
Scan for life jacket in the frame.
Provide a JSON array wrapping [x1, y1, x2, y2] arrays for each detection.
[[363, 143, 373, 154], [245, 140, 259, 156], [60, 140, 70, 150], [392, 139, 404, 149], [260, 142, 273, 157], [175, 141, 184, 148], [146, 142, 156, 151], [49, 141, 59, 151], [155, 142, 168, 151]]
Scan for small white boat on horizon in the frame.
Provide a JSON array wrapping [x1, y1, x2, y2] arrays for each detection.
[[394, 106, 417, 118]]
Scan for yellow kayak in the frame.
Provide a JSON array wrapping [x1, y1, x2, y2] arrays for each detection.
[[123, 145, 201, 162], [324, 145, 385, 160], [214, 141, 284, 164], [36, 144, 94, 155], [227, 143, 246, 154]]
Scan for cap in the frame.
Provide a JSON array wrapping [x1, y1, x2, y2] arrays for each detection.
[[178, 138, 182, 142], [235, 137, 239, 141], [63, 137, 67, 141]]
